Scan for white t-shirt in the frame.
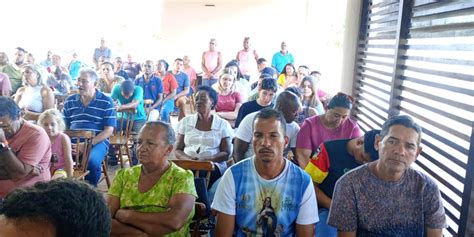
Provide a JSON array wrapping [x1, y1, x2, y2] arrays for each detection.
[[212, 157, 318, 236], [235, 111, 300, 159], [177, 113, 234, 173]]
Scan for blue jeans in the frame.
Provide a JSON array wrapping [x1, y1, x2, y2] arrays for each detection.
[[158, 99, 175, 122], [85, 140, 109, 186], [201, 78, 217, 87], [316, 208, 337, 237]]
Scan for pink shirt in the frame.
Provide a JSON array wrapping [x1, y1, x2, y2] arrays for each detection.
[[216, 91, 242, 112], [51, 132, 68, 172], [183, 66, 197, 90], [203, 51, 219, 77], [0, 122, 52, 198], [0, 72, 12, 94], [237, 49, 258, 76], [317, 88, 328, 98], [296, 115, 362, 152]]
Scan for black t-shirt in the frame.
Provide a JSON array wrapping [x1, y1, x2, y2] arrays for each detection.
[[234, 100, 273, 128], [307, 139, 361, 198]]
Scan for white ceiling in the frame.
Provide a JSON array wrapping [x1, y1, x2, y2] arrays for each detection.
[[163, 0, 276, 6]]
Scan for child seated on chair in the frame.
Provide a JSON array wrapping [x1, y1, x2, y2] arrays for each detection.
[[38, 109, 73, 179]]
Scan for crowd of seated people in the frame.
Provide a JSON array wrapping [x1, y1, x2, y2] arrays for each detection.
[[0, 37, 448, 236]]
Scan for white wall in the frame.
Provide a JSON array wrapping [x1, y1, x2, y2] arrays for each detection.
[[1, 0, 348, 93]]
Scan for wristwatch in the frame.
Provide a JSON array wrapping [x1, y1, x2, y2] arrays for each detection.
[[0, 142, 9, 152]]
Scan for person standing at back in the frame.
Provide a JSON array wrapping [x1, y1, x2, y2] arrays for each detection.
[[93, 38, 112, 69], [236, 37, 259, 81], [271, 41, 294, 74], [201, 38, 222, 87]]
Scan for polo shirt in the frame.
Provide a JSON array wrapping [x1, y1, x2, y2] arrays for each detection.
[[134, 75, 163, 104], [63, 90, 116, 145]]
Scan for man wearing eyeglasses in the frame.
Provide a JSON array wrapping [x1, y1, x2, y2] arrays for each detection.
[[0, 96, 51, 198]]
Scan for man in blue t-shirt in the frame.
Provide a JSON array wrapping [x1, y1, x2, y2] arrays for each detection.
[[171, 58, 190, 121], [212, 108, 318, 237], [304, 129, 380, 237], [63, 69, 116, 186], [234, 78, 277, 128], [134, 60, 163, 121]]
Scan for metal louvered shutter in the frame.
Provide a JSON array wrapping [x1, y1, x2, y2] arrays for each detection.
[[352, 0, 474, 236]]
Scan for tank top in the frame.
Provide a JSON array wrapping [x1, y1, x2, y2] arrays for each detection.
[[51, 132, 67, 172], [18, 86, 43, 112], [203, 51, 219, 74], [237, 50, 257, 76]]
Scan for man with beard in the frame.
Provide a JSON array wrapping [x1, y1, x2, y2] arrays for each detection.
[[212, 108, 317, 237], [13, 47, 26, 67], [0, 52, 22, 94], [233, 91, 301, 163]]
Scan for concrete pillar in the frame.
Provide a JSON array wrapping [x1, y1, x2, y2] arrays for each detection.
[[340, 0, 363, 95]]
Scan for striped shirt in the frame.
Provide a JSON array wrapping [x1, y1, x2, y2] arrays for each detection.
[[63, 90, 116, 145]]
